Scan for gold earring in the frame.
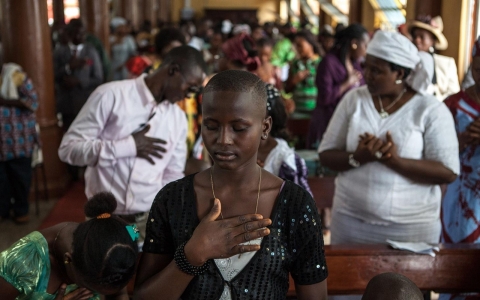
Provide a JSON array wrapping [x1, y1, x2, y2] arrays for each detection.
[[64, 260, 69, 264], [352, 44, 358, 49]]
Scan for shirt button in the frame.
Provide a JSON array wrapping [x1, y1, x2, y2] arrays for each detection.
[[151, 218, 154, 222], [150, 239, 154, 243]]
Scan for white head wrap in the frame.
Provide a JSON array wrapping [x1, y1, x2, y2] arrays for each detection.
[[232, 24, 251, 36], [222, 20, 233, 34], [110, 17, 127, 30], [1, 63, 22, 100], [366, 30, 431, 94]]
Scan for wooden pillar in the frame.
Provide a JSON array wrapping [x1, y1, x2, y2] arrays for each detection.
[[144, 0, 158, 25], [1, 0, 68, 197], [405, 0, 416, 21], [415, 0, 442, 17], [158, 0, 172, 23], [361, 0, 375, 32], [52, 0, 65, 25], [137, 0, 145, 29], [79, 0, 110, 53], [116, 0, 140, 31], [319, 0, 332, 28], [349, 0, 362, 24], [441, 0, 468, 79]]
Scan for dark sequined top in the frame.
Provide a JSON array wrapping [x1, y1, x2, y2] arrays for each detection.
[[143, 174, 328, 300]]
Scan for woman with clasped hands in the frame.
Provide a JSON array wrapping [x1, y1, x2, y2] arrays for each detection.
[[318, 31, 460, 245]]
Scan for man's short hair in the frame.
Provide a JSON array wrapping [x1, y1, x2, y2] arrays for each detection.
[[362, 273, 423, 300], [154, 27, 186, 55], [66, 18, 84, 34], [202, 70, 267, 113], [161, 45, 207, 75]]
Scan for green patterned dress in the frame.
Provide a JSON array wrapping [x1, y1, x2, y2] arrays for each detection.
[[0, 231, 99, 300], [290, 56, 322, 119]]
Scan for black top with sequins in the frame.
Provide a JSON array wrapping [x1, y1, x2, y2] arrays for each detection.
[[143, 174, 328, 300]]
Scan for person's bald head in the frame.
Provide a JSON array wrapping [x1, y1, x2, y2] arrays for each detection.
[[202, 70, 267, 118], [362, 273, 423, 300]]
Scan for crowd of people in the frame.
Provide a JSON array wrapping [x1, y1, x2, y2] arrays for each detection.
[[0, 12, 478, 300]]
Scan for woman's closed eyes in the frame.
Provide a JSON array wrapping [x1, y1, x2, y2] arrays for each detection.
[[203, 124, 250, 132]]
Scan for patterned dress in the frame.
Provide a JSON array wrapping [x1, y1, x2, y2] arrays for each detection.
[[143, 175, 328, 299], [290, 56, 322, 118], [0, 77, 38, 161], [440, 91, 480, 300]]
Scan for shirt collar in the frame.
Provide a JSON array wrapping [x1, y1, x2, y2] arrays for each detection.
[[136, 74, 156, 107], [136, 74, 172, 113], [68, 43, 84, 54]]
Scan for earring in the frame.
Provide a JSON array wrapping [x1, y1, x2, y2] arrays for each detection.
[[352, 44, 357, 49], [395, 79, 402, 84], [262, 134, 268, 140], [64, 260, 69, 264]]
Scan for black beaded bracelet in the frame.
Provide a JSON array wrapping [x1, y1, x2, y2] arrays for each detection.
[[174, 241, 209, 276]]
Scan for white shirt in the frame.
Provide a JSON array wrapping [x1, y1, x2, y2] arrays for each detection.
[[58, 75, 187, 214], [68, 43, 84, 57], [318, 86, 459, 225], [215, 237, 263, 300], [263, 138, 297, 176]]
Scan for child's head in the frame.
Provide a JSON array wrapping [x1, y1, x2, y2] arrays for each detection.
[[202, 70, 271, 169], [69, 192, 138, 295], [266, 84, 289, 141], [257, 38, 274, 64], [362, 273, 423, 300]]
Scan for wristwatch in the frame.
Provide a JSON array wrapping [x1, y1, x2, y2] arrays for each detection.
[[348, 154, 360, 168]]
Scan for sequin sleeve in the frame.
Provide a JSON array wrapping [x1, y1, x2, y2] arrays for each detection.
[[0, 231, 49, 296], [142, 182, 176, 254], [288, 186, 328, 285]]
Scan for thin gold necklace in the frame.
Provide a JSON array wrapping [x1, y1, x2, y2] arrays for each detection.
[[210, 166, 262, 220], [378, 88, 407, 119]]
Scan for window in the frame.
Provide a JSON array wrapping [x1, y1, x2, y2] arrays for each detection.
[[47, 0, 80, 25]]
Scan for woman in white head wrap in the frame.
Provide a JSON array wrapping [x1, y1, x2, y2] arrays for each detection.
[[318, 31, 460, 248], [110, 17, 137, 81]]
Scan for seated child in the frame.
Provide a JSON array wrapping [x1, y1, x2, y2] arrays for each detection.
[[257, 84, 312, 195], [0, 192, 139, 299], [134, 70, 328, 299], [362, 273, 423, 300]]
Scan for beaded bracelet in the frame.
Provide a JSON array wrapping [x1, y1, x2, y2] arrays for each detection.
[[174, 241, 209, 276]]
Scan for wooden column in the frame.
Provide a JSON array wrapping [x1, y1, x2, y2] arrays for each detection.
[[349, 0, 362, 24], [1, 0, 68, 197], [441, 0, 468, 79], [319, 0, 332, 28], [144, 0, 158, 25], [360, 0, 375, 32], [79, 0, 110, 53], [115, 0, 140, 30], [415, 0, 442, 17], [405, 0, 416, 21], [158, 0, 171, 23], [52, 0, 65, 24]]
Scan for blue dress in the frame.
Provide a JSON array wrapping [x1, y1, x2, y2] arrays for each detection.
[[440, 91, 480, 300]]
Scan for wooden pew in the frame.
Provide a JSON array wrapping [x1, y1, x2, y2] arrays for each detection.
[[287, 118, 311, 149], [307, 176, 335, 209], [287, 243, 480, 296], [130, 244, 480, 297]]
